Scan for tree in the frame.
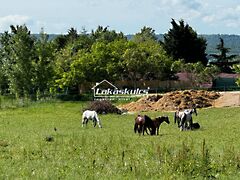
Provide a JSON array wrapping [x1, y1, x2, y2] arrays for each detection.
[[33, 29, 55, 99], [1, 25, 36, 98], [122, 40, 174, 86], [54, 38, 129, 93], [162, 19, 207, 65], [209, 37, 238, 73], [53, 27, 79, 51], [173, 61, 219, 87], [66, 27, 79, 44], [131, 26, 157, 43], [122, 42, 148, 85], [0, 32, 11, 94], [91, 26, 126, 43], [233, 64, 240, 86]]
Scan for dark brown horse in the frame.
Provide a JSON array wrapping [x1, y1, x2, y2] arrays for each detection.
[[153, 116, 170, 135], [134, 115, 156, 135]]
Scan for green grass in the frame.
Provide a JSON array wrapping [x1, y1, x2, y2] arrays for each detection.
[[0, 101, 240, 179]]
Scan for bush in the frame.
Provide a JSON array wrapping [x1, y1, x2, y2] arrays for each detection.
[[85, 100, 122, 114]]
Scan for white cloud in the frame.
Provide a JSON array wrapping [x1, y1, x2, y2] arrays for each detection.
[[0, 15, 31, 32], [202, 15, 216, 23], [202, 5, 240, 29], [159, 0, 202, 10], [0, 0, 239, 34]]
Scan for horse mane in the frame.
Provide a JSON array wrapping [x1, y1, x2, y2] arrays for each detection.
[[143, 115, 152, 121]]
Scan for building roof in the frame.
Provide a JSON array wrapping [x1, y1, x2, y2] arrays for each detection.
[[216, 73, 240, 78]]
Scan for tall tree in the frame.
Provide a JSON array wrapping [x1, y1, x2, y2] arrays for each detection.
[[122, 40, 174, 86], [162, 19, 207, 65], [33, 29, 55, 99], [91, 26, 126, 43], [53, 27, 79, 51], [209, 37, 238, 73], [2, 25, 36, 98], [132, 26, 157, 43], [0, 32, 11, 94]]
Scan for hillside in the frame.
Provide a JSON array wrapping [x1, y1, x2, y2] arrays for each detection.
[[126, 34, 240, 55], [31, 33, 240, 55]]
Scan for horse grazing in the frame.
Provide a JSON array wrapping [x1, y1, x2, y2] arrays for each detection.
[[174, 107, 197, 131], [153, 116, 170, 135], [82, 110, 102, 128], [134, 115, 155, 135]]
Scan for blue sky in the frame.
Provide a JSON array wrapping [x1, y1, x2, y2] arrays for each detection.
[[1, 0, 240, 35]]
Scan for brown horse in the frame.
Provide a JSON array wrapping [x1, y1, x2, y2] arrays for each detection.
[[153, 116, 170, 135], [134, 115, 156, 135]]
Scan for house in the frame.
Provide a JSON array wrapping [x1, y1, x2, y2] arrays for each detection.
[[212, 73, 240, 90]]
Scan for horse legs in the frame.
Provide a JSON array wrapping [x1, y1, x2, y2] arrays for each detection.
[[142, 125, 145, 135], [93, 119, 97, 127], [152, 126, 156, 135], [179, 114, 186, 131], [98, 121, 102, 128], [94, 117, 102, 128], [137, 125, 142, 135], [177, 118, 181, 127], [189, 117, 193, 130], [134, 123, 138, 133], [174, 112, 177, 124], [145, 126, 150, 135], [82, 117, 88, 127], [156, 127, 159, 135]]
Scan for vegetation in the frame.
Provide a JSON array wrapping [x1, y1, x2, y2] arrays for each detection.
[[0, 25, 54, 99], [233, 64, 240, 86], [162, 19, 208, 65], [0, 101, 240, 179], [0, 17, 239, 179], [209, 38, 239, 73], [1, 20, 240, 100], [172, 61, 220, 86]]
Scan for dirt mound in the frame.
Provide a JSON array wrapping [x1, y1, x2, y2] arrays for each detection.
[[119, 90, 221, 112]]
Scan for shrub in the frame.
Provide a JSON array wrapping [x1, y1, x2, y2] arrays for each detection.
[[85, 100, 122, 114]]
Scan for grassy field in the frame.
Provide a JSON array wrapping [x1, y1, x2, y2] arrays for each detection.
[[0, 100, 240, 179]]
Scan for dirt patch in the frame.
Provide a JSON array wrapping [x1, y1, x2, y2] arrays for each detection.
[[213, 91, 240, 107], [118, 90, 240, 112]]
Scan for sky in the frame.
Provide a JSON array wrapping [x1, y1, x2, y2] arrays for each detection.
[[0, 0, 240, 35]]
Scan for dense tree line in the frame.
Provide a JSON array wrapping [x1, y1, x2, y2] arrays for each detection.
[[0, 19, 230, 99]]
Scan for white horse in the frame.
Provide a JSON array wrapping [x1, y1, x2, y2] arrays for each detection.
[[174, 108, 197, 131], [82, 110, 102, 128]]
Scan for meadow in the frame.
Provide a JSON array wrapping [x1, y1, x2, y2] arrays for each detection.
[[0, 99, 240, 179]]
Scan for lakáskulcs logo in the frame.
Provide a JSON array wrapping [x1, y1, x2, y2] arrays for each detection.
[[92, 80, 150, 100]]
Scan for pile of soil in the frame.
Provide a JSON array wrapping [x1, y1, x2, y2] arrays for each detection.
[[119, 90, 221, 112]]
